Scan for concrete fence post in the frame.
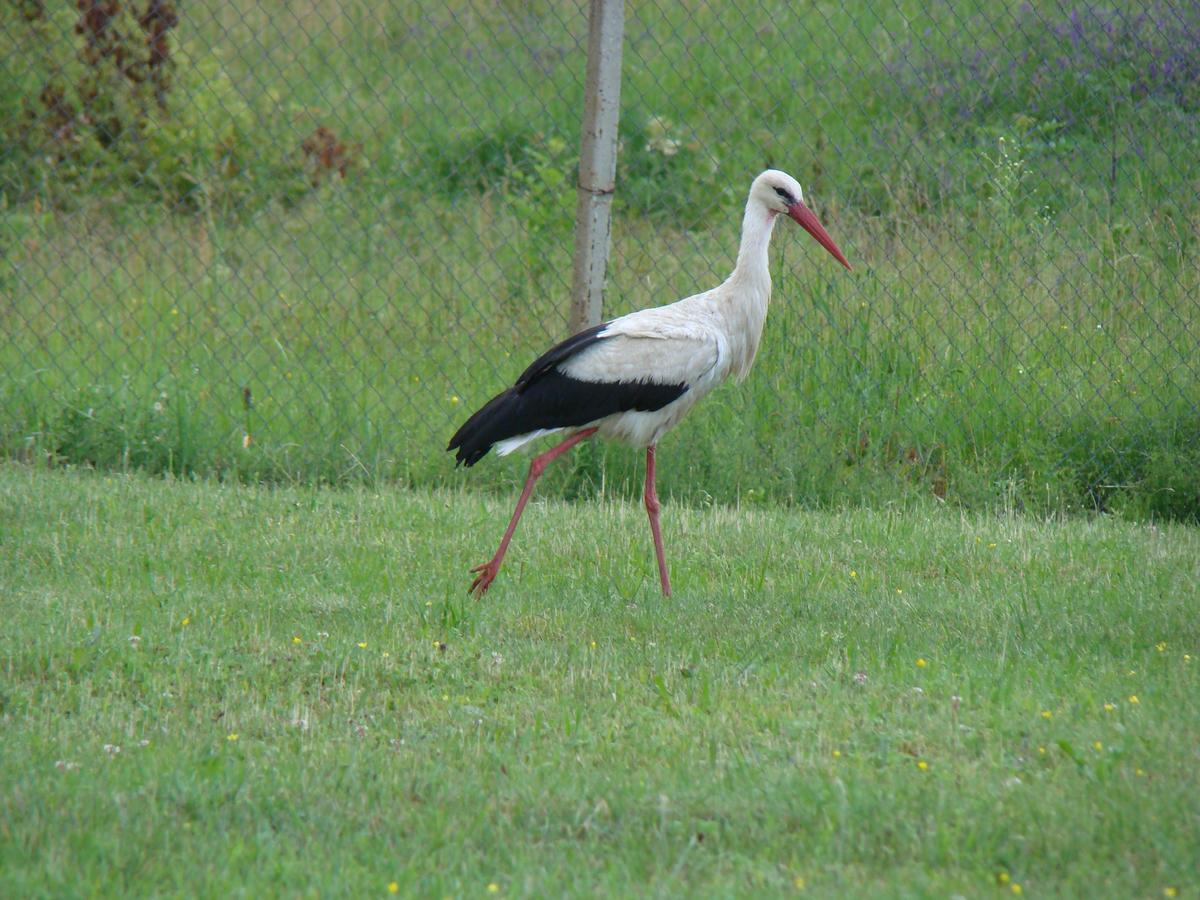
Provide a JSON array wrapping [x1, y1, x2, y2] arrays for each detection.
[[569, 0, 625, 334]]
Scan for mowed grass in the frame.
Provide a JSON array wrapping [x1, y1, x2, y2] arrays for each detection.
[[1, 463, 1197, 896]]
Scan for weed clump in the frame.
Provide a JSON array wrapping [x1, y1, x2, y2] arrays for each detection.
[[0, 2, 315, 212]]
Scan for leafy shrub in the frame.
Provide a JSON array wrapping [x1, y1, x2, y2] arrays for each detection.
[[616, 110, 718, 218], [425, 109, 718, 221], [428, 121, 548, 195], [0, 2, 309, 213]]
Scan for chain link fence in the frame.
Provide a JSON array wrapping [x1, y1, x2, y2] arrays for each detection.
[[2, 1, 1198, 518]]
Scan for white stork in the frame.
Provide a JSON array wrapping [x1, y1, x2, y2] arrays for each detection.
[[449, 169, 851, 597]]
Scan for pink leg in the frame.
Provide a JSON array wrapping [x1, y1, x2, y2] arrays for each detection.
[[643, 444, 671, 597], [469, 428, 598, 597]]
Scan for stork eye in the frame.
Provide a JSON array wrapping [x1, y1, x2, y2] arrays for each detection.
[[773, 186, 795, 204]]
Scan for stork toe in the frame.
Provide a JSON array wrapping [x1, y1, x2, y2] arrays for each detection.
[[469, 561, 499, 596]]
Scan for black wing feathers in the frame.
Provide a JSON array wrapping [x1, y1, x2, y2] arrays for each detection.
[[447, 322, 688, 467], [513, 322, 609, 390]]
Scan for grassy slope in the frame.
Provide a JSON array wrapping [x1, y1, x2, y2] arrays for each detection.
[[2, 463, 1197, 896], [2, 1, 1198, 518]]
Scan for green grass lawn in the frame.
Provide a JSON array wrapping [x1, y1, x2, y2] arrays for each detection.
[[2, 462, 1197, 896]]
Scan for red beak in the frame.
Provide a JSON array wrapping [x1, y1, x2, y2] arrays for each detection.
[[788, 201, 851, 270]]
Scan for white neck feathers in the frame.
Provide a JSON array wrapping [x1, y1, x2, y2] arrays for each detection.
[[716, 196, 779, 380], [731, 202, 780, 287]]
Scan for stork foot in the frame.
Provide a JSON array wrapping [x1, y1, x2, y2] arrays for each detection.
[[468, 559, 501, 597]]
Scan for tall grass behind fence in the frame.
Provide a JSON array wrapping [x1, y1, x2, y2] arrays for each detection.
[[1, 1, 1198, 520]]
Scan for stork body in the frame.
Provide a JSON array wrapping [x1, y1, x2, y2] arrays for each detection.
[[449, 169, 850, 596]]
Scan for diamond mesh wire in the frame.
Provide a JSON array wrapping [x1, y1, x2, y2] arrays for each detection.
[[1, 1, 1197, 514]]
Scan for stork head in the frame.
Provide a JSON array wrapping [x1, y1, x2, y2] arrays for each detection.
[[753, 169, 851, 270]]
